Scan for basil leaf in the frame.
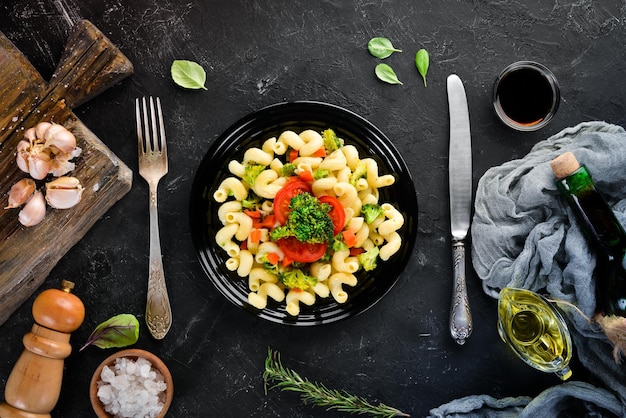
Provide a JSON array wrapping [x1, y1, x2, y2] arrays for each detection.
[[375, 63, 403, 85], [415, 49, 430, 87], [367, 37, 402, 59], [79, 314, 140, 351], [171, 59, 208, 90]]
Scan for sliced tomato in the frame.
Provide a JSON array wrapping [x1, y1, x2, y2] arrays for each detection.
[[277, 237, 327, 263], [273, 180, 312, 224], [318, 195, 346, 236], [349, 247, 365, 257]]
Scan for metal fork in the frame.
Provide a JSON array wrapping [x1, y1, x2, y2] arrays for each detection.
[[136, 96, 172, 339]]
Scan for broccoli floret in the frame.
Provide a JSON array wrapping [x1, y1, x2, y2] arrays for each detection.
[[358, 247, 380, 271], [360, 203, 384, 224], [270, 226, 291, 241], [313, 168, 331, 180], [243, 164, 266, 186], [322, 129, 343, 153], [262, 260, 280, 275], [270, 192, 334, 244], [349, 161, 367, 186], [332, 235, 348, 252], [279, 268, 317, 290], [280, 163, 297, 177], [242, 190, 262, 210]]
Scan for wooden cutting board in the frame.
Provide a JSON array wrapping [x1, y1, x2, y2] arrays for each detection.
[[0, 20, 133, 325]]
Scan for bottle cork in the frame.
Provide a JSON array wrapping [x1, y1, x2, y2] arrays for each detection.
[[550, 151, 580, 179]]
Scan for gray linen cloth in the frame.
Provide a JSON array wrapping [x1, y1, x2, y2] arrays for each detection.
[[429, 122, 626, 417]]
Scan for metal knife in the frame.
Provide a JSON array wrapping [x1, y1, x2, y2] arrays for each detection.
[[447, 74, 473, 345]]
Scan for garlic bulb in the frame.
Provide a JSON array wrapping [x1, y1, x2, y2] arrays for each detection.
[[45, 176, 84, 209], [5, 178, 36, 209], [18, 190, 46, 227], [7, 121, 84, 227], [15, 122, 81, 180]]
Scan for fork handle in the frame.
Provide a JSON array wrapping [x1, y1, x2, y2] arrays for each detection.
[[146, 182, 172, 340]]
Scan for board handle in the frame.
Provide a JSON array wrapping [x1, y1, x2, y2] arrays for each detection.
[[46, 19, 134, 109]]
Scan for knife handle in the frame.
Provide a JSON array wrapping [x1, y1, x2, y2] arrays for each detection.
[[450, 240, 473, 345]]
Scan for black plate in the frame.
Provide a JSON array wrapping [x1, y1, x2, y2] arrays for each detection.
[[189, 101, 418, 325]]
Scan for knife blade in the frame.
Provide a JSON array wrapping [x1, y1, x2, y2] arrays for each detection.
[[447, 74, 473, 345]]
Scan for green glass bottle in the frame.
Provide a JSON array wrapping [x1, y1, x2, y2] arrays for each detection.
[[551, 152, 626, 317]]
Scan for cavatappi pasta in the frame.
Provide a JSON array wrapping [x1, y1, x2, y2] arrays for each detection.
[[213, 128, 404, 316]]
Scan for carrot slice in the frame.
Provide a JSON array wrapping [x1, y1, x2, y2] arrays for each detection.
[[313, 147, 326, 157], [244, 209, 262, 219], [282, 255, 294, 267], [250, 228, 262, 244], [266, 252, 280, 265], [260, 214, 276, 228], [299, 170, 314, 182], [342, 230, 357, 247]]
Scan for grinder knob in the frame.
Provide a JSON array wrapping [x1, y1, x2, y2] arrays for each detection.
[[32, 279, 85, 332]]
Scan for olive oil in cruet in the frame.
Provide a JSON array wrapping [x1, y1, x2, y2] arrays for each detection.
[[497, 287, 573, 380]]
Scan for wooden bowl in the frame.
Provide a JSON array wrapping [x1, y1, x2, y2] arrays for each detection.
[[89, 349, 173, 418]]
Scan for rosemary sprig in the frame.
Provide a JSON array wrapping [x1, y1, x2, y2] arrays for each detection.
[[263, 347, 410, 418]]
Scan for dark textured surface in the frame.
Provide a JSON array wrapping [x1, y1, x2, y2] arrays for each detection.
[[1, 1, 626, 416]]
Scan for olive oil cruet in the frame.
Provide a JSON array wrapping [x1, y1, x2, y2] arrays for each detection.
[[497, 287, 573, 380]]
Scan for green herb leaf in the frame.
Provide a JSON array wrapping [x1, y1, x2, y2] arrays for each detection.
[[415, 49, 429, 87], [79, 314, 139, 351], [171, 59, 208, 90], [263, 347, 410, 418], [375, 63, 403, 85], [367, 37, 402, 59]]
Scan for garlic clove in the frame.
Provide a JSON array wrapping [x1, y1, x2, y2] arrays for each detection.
[[43, 123, 76, 154], [18, 190, 46, 227], [17, 139, 30, 152], [5, 178, 36, 209], [46, 175, 82, 189], [49, 160, 76, 178], [45, 189, 83, 209], [16, 140, 31, 174], [45, 176, 84, 209], [35, 122, 52, 142], [24, 127, 37, 143], [48, 149, 80, 177], [28, 151, 51, 180]]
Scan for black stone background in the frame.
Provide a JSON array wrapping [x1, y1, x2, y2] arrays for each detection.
[[1, 0, 626, 416]]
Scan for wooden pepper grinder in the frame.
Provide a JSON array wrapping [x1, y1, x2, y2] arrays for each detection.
[[0, 280, 85, 418]]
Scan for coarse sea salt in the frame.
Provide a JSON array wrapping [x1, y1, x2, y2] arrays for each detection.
[[97, 356, 167, 418]]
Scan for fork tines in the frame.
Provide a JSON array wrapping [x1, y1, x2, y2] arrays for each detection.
[[136, 96, 167, 155]]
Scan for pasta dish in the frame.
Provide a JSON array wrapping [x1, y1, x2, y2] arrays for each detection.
[[212, 128, 404, 316]]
